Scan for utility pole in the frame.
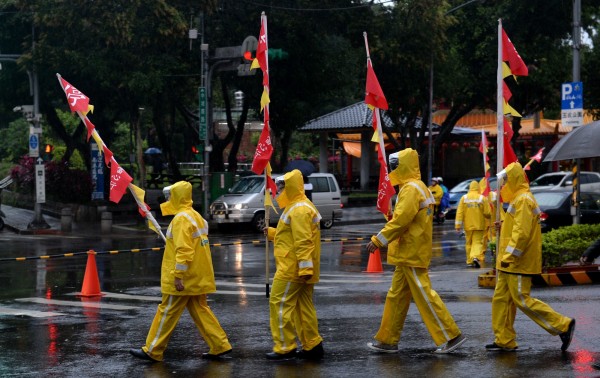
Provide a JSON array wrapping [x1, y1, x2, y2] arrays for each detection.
[[572, 0, 581, 224]]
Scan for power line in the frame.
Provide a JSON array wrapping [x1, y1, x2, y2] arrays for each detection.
[[236, 0, 394, 12]]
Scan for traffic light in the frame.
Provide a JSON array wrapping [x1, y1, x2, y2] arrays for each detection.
[[43, 144, 54, 161], [192, 145, 203, 162], [268, 48, 289, 60]]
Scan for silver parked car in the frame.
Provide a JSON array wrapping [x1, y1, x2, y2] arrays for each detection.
[[209, 173, 343, 232]]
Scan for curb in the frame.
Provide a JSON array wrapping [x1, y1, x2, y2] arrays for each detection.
[[478, 266, 600, 288]]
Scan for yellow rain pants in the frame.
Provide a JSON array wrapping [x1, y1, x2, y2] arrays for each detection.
[[465, 229, 486, 264], [142, 294, 231, 361], [269, 279, 323, 354], [374, 265, 461, 347], [491, 271, 572, 349]]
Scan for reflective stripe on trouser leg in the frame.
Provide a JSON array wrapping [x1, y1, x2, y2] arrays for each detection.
[[293, 284, 323, 351], [509, 274, 571, 335], [375, 266, 411, 345], [491, 271, 518, 348], [407, 266, 461, 346], [186, 294, 232, 355], [143, 294, 187, 361], [269, 279, 300, 354], [469, 230, 486, 262], [465, 231, 474, 264]]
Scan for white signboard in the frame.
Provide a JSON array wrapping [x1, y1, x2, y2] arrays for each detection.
[[35, 159, 45, 204], [561, 82, 584, 127]]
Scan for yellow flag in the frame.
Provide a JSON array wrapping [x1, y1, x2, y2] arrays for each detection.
[[130, 184, 146, 206], [265, 163, 278, 215], [82, 104, 95, 116], [503, 100, 521, 117], [251, 58, 261, 70], [371, 129, 379, 143], [502, 62, 514, 80], [260, 88, 270, 112], [91, 131, 104, 156]]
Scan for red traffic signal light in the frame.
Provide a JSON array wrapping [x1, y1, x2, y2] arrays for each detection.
[[191, 145, 199, 154]]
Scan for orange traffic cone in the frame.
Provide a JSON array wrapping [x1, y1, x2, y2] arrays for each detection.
[[364, 248, 384, 273], [78, 251, 104, 297]]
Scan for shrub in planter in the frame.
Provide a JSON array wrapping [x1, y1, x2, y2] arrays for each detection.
[[541, 223, 600, 269], [10, 156, 92, 204]]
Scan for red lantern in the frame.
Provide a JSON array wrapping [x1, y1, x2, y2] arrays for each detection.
[[451, 142, 459, 149], [442, 142, 448, 149], [463, 142, 470, 148]]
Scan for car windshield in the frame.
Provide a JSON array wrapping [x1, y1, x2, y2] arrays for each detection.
[[533, 192, 568, 207], [450, 179, 481, 193], [229, 177, 263, 194], [531, 174, 569, 187]]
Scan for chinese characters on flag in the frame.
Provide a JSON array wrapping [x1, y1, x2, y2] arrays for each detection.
[[109, 160, 133, 203]]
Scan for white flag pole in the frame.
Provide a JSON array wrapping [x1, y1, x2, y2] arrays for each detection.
[[496, 19, 504, 229]]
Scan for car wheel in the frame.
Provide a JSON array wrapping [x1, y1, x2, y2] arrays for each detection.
[[252, 212, 266, 233], [320, 218, 334, 229]]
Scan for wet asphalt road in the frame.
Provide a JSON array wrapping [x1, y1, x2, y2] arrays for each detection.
[[0, 223, 599, 377]]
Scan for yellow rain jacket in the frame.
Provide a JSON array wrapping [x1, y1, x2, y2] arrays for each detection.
[[371, 149, 435, 268], [267, 170, 321, 284], [496, 162, 543, 274], [429, 183, 443, 206], [455, 181, 491, 231], [160, 181, 216, 295]]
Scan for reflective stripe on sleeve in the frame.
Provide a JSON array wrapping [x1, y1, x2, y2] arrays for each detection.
[[506, 245, 522, 257], [376, 233, 388, 247], [175, 263, 188, 271], [298, 260, 313, 269]]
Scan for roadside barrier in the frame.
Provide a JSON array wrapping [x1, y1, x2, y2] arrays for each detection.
[[0, 236, 370, 262]]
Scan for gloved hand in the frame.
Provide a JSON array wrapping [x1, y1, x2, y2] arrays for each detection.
[[299, 275, 313, 282], [500, 261, 510, 268]]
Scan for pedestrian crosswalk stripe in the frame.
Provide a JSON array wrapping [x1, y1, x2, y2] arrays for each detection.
[[0, 306, 64, 318], [15, 298, 141, 310]]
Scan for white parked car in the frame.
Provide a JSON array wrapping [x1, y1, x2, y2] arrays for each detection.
[[529, 171, 600, 192]]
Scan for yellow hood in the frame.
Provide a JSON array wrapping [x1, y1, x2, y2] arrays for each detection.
[[501, 162, 529, 202], [276, 169, 306, 209], [160, 181, 193, 216], [389, 148, 421, 187], [469, 180, 480, 193]]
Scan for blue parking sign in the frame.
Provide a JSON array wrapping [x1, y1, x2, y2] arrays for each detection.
[[561, 82, 583, 110]]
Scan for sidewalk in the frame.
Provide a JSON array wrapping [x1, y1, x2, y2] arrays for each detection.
[[0, 204, 386, 235]]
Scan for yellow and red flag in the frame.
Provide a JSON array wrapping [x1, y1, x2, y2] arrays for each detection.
[[479, 129, 491, 196], [364, 32, 395, 218], [501, 28, 529, 77]]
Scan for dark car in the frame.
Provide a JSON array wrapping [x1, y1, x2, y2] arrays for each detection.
[[533, 190, 600, 232], [446, 177, 497, 219]]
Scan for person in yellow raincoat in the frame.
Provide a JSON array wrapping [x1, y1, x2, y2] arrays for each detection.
[[366, 148, 467, 354], [429, 177, 444, 214], [130, 181, 232, 362], [455, 180, 491, 268], [264, 169, 324, 360], [488, 162, 575, 352]]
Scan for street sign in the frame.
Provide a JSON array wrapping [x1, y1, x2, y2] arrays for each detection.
[[198, 87, 207, 140], [29, 133, 39, 158], [35, 162, 45, 203], [561, 82, 584, 127], [91, 142, 104, 200]]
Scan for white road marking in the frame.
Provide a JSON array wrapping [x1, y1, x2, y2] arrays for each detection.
[[15, 298, 141, 310], [0, 306, 64, 318]]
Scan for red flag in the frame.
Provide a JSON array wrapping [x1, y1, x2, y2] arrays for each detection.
[[375, 149, 395, 217], [503, 117, 514, 140], [266, 175, 277, 199], [502, 81, 512, 102], [109, 162, 133, 203], [531, 147, 544, 163], [251, 121, 273, 175], [365, 61, 388, 110], [256, 16, 269, 87], [502, 28, 528, 76], [102, 145, 114, 166], [83, 117, 95, 142], [503, 136, 518, 167], [59, 76, 91, 113]]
